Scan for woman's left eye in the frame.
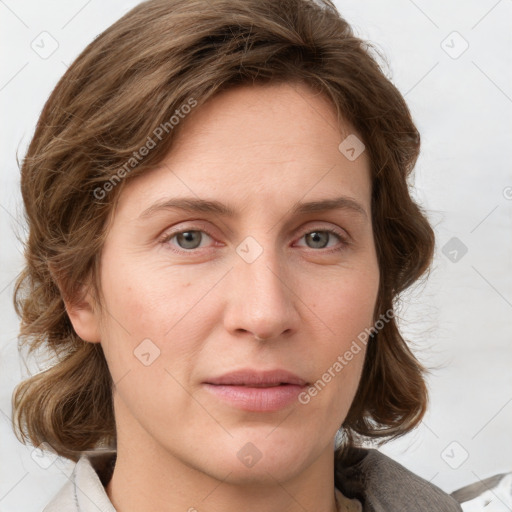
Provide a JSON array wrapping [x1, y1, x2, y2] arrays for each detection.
[[160, 226, 348, 253], [295, 228, 348, 251]]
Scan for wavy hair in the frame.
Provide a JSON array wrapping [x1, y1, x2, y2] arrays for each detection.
[[12, 0, 435, 462]]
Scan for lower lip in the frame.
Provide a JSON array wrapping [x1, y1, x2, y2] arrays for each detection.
[[202, 383, 306, 412]]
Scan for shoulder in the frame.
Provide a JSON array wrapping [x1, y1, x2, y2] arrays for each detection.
[[43, 450, 117, 512], [334, 447, 463, 512]]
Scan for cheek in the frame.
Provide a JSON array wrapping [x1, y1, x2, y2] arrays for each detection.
[[100, 256, 203, 337], [98, 259, 221, 390], [310, 266, 379, 339], [302, 267, 377, 400]]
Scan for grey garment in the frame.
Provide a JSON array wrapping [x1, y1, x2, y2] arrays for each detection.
[[334, 447, 463, 511], [43, 447, 463, 512], [450, 472, 512, 510]]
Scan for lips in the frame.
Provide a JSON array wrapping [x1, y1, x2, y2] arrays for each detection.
[[202, 369, 308, 412], [203, 369, 308, 387]]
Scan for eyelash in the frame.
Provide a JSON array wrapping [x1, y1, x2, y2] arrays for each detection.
[[159, 224, 350, 255]]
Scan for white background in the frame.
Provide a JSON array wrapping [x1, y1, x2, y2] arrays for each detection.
[[1, 1, 511, 510]]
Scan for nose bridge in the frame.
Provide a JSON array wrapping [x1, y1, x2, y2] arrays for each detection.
[[225, 235, 298, 340]]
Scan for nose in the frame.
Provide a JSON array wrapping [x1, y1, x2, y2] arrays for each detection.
[[222, 243, 300, 342]]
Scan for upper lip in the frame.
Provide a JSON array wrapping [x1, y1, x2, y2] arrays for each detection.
[[204, 369, 308, 387]]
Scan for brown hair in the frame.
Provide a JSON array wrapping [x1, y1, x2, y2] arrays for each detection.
[[12, 0, 435, 462]]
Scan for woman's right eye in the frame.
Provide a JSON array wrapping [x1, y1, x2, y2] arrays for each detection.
[[160, 229, 216, 253]]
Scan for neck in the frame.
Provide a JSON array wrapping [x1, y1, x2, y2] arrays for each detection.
[[106, 429, 339, 512]]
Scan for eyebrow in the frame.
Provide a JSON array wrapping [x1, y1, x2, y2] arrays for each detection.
[[138, 196, 368, 220]]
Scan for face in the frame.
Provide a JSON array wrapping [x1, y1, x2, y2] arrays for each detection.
[[74, 81, 380, 484]]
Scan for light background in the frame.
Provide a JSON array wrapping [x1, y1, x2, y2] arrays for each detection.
[[0, 0, 511, 510]]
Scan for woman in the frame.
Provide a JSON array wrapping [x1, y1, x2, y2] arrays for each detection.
[[11, 0, 463, 510]]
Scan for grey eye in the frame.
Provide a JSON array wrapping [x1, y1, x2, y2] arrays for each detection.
[[304, 231, 330, 249], [175, 231, 204, 249]]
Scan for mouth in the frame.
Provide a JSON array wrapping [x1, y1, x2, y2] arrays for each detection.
[[202, 369, 309, 412]]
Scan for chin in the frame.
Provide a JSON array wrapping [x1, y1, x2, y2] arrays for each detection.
[[197, 436, 314, 484]]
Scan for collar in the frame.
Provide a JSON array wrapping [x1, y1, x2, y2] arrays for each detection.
[[43, 449, 117, 512]]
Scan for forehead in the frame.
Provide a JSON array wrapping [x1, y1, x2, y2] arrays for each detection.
[[116, 82, 371, 219], [173, 81, 361, 156]]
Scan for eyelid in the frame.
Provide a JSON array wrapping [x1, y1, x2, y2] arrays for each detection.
[[295, 223, 350, 241], [159, 221, 348, 242], [158, 221, 217, 245]]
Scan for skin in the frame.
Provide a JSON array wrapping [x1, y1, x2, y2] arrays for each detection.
[[67, 81, 380, 512]]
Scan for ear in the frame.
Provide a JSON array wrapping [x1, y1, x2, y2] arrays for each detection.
[[49, 262, 102, 343], [61, 278, 102, 344], [64, 286, 102, 343]]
